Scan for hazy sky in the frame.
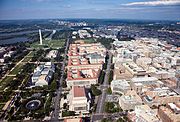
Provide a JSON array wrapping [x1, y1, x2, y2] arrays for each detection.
[[0, 0, 180, 20]]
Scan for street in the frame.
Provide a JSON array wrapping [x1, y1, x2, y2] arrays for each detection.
[[51, 37, 70, 121], [91, 52, 112, 121]]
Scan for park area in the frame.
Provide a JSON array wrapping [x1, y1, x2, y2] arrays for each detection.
[[6, 90, 54, 121], [30, 39, 65, 49], [83, 38, 96, 43], [9, 64, 24, 75]]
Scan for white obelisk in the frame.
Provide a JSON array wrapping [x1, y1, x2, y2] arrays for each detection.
[[39, 29, 43, 45]]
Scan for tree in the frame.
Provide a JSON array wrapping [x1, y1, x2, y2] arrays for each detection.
[[104, 102, 120, 113], [62, 110, 75, 117], [50, 80, 57, 91], [99, 71, 105, 84], [92, 104, 97, 112], [116, 118, 125, 122], [63, 103, 68, 109], [101, 118, 110, 122], [54, 73, 59, 81], [108, 70, 113, 84], [91, 85, 102, 96], [106, 87, 112, 94], [14, 97, 21, 108], [96, 38, 114, 49], [62, 81, 67, 88], [103, 63, 107, 69]]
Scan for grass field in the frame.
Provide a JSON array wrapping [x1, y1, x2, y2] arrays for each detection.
[[84, 38, 96, 43], [0, 103, 5, 109], [22, 56, 32, 62], [26, 51, 35, 57], [9, 64, 24, 75], [30, 39, 65, 49], [0, 76, 15, 90]]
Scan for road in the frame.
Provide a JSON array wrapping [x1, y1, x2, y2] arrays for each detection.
[[91, 52, 112, 121], [51, 37, 70, 121]]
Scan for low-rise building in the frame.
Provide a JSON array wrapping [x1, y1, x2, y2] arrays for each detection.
[[110, 79, 131, 94], [68, 86, 90, 114], [46, 50, 58, 58], [135, 105, 160, 122], [136, 57, 152, 70], [67, 57, 103, 70], [68, 43, 106, 59], [66, 68, 100, 87], [3, 51, 15, 58], [31, 62, 55, 86], [169, 56, 180, 67], [78, 29, 91, 38], [87, 53, 105, 64], [123, 62, 147, 77], [131, 77, 163, 93], [158, 103, 180, 122], [113, 59, 134, 80], [143, 87, 180, 107], [119, 90, 142, 111], [64, 118, 83, 122], [66, 42, 106, 87], [150, 69, 174, 80], [35, 75, 50, 86]]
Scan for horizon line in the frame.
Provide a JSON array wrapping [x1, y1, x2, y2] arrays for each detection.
[[0, 18, 179, 22]]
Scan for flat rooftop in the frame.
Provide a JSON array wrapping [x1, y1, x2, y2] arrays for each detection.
[[67, 68, 100, 80], [73, 86, 86, 98], [135, 105, 159, 122], [64, 118, 82, 122], [68, 43, 106, 57], [131, 77, 158, 83]]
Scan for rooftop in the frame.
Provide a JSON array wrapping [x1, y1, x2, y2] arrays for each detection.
[[67, 68, 100, 80], [135, 105, 159, 122], [64, 118, 82, 122], [111, 79, 130, 88], [159, 103, 180, 121], [73, 86, 86, 98], [121, 90, 142, 103], [131, 77, 158, 83], [68, 43, 106, 57]]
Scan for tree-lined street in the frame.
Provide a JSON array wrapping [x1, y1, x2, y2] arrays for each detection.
[[91, 51, 112, 122], [51, 37, 70, 121]]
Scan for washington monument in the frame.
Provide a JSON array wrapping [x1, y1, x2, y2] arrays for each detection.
[[39, 29, 43, 45]]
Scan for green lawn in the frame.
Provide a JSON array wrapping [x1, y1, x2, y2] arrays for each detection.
[[22, 57, 32, 62], [9, 64, 24, 75], [50, 39, 65, 48], [0, 76, 15, 90], [0, 103, 5, 110], [30, 39, 65, 49], [84, 38, 96, 43], [26, 51, 35, 57]]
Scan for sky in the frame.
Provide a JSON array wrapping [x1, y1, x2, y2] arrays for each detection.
[[0, 0, 180, 20]]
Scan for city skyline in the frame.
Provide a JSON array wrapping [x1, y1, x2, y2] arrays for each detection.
[[0, 0, 180, 20]]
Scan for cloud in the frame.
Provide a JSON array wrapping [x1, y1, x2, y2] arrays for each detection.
[[124, 0, 180, 6]]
